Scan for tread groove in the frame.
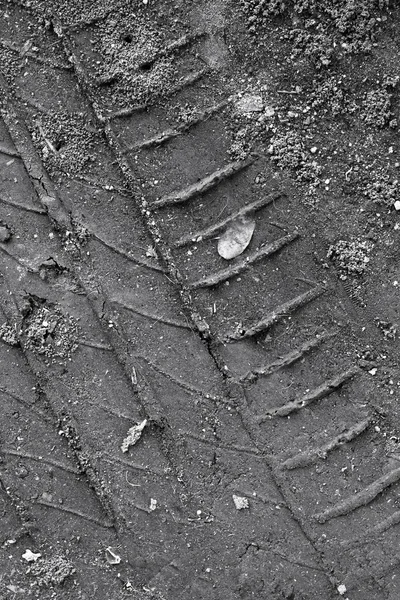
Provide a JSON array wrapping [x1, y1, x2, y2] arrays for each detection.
[[341, 509, 400, 548], [0, 193, 46, 214], [109, 298, 191, 330], [91, 230, 166, 273], [36, 499, 114, 528], [0, 143, 20, 158], [2, 448, 80, 475]]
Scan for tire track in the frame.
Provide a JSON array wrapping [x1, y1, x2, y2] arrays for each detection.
[[0, 4, 338, 598], [47, 5, 400, 598]]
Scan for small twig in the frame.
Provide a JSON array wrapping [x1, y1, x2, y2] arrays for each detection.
[[38, 124, 57, 154], [345, 166, 353, 181]]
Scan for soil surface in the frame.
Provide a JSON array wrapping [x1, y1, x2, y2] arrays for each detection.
[[1, 1, 400, 599]]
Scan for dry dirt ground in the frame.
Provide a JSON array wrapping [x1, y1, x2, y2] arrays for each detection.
[[1, 1, 400, 599]]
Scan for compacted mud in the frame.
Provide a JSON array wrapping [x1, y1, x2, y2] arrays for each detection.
[[1, 1, 400, 599]]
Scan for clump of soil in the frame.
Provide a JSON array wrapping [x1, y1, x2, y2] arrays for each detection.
[[268, 129, 321, 184], [93, 12, 178, 109], [30, 110, 99, 177], [229, 127, 252, 160], [240, 0, 390, 65], [27, 555, 75, 586], [327, 238, 374, 279], [360, 87, 396, 129], [23, 303, 79, 359], [363, 169, 400, 206], [129, 588, 165, 600], [309, 76, 355, 116], [375, 318, 397, 340], [0, 322, 19, 346], [0, 46, 24, 83], [0, 222, 13, 243]]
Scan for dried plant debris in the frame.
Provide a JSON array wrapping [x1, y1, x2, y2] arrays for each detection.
[[327, 239, 374, 278], [218, 217, 256, 260], [0, 322, 19, 346], [23, 302, 80, 359], [121, 419, 147, 453], [30, 111, 99, 178], [105, 547, 121, 565], [27, 555, 75, 586]]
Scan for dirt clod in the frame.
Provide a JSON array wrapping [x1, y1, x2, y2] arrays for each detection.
[[0, 224, 12, 242], [27, 555, 75, 586], [327, 239, 373, 279], [23, 302, 80, 359], [0, 322, 19, 346]]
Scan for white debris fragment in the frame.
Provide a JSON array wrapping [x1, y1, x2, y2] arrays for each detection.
[[105, 547, 121, 565], [394, 200, 400, 211], [369, 368, 377, 376], [337, 583, 347, 595], [218, 217, 255, 260], [121, 419, 147, 453], [235, 94, 263, 114], [232, 495, 249, 510], [22, 549, 41, 562], [149, 498, 157, 512]]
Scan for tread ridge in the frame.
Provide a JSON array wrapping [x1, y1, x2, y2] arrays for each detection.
[[173, 191, 284, 248], [256, 366, 360, 420], [189, 231, 299, 289], [314, 466, 400, 524], [223, 284, 326, 342], [281, 415, 372, 469], [152, 157, 255, 209], [240, 329, 338, 383]]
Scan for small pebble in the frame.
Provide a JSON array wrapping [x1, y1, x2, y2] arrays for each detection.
[[232, 495, 249, 510]]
